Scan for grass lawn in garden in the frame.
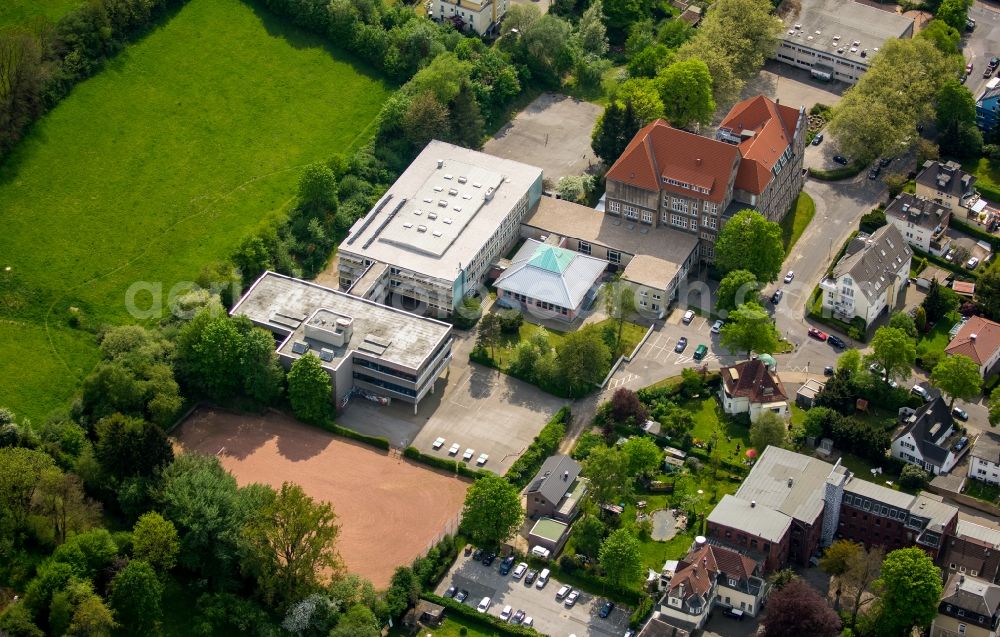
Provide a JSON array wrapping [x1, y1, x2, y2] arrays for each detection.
[[780, 192, 816, 252], [684, 397, 751, 458], [917, 314, 959, 360], [0, 0, 80, 28], [966, 478, 1000, 505], [964, 158, 1000, 202], [562, 65, 627, 106], [491, 318, 646, 369], [0, 0, 391, 422]]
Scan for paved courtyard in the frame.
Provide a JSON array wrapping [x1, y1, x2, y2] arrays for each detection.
[[437, 553, 631, 637], [337, 330, 568, 474], [739, 61, 847, 113], [483, 92, 603, 182]]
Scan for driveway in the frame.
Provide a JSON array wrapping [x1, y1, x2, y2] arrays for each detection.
[[337, 330, 568, 474], [437, 554, 631, 637], [739, 60, 848, 112]]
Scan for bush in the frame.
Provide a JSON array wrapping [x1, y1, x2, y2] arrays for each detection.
[[808, 163, 865, 181], [899, 464, 930, 490], [505, 408, 570, 488], [629, 595, 654, 628], [403, 447, 482, 479], [859, 207, 887, 233], [423, 594, 539, 636]]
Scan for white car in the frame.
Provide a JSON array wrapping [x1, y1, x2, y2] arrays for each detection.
[[784, 271, 795, 283], [477, 597, 492, 613], [512, 562, 528, 580], [476, 453, 489, 465], [682, 309, 695, 324], [564, 590, 581, 607], [911, 384, 930, 401], [499, 605, 512, 621], [448, 443, 460, 455], [711, 319, 724, 333], [432, 437, 445, 450], [463, 448, 474, 461], [967, 256, 981, 269], [556, 585, 571, 601], [523, 616, 534, 627]]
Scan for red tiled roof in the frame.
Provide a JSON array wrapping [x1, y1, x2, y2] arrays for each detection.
[[606, 120, 739, 204], [667, 544, 758, 599], [719, 96, 799, 195], [946, 316, 1000, 365], [721, 359, 788, 403], [953, 281, 976, 296]]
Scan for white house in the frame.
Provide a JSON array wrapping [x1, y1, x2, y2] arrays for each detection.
[[429, 0, 506, 36], [719, 359, 788, 422], [969, 432, 1000, 486], [883, 193, 951, 256], [892, 397, 961, 475], [945, 316, 1000, 378], [820, 224, 911, 326]]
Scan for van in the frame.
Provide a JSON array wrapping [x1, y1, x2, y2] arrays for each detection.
[[536, 568, 550, 589], [531, 545, 551, 559]]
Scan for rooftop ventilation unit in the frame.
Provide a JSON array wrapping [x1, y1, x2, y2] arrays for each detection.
[[433, 231, 442, 237], [444, 174, 453, 180], [434, 186, 443, 192], [448, 188, 458, 196], [438, 200, 448, 207], [457, 176, 467, 184], [319, 349, 334, 362], [473, 182, 482, 188], [403, 222, 413, 228], [443, 218, 453, 224], [427, 212, 438, 220], [484, 187, 495, 201], [436, 159, 444, 169], [453, 206, 462, 212], [292, 341, 309, 354], [417, 225, 427, 233], [423, 197, 432, 203], [413, 209, 422, 216]]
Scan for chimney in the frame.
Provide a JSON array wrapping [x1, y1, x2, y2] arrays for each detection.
[[971, 333, 977, 342], [436, 159, 444, 169], [788, 478, 794, 487], [563, 470, 569, 481], [695, 158, 702, 166], [751, 500, 756, 508]]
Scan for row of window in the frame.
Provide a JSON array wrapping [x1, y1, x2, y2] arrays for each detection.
[[352, 357, 417, 383], [352, 372, 418, 397], [662, 176, 710, 195], [842, 494, 911, 522]]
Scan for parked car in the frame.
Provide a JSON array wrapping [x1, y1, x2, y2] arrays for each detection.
[[808, 327, 829, 341], [455, 589, 469, 603], [966, 61, 974, 74], [524, 569, 537, 585], [682, 309, 695, 324], [868, 166, 881, 180], [675, 336, 688, 353], [784, 271, 795, 283], [811, 133, 824, 146], [536, 568, 550, 589], [499, 555, 515, 575], [499, 605, 513, 621], [878, 157, 892, 167], [482, 552, 496, 566], [967, 17, 976, 30], [512, 562, 528, 580], [824, 366, 835, 376], [833, 155, 849, 165], [827, 335, 846, 349], [869, 362, 885, 376], [954, 436, 970, 452], [967, 256, 981, 270], [985, 67, 995, 78], [530, 545, 550, 559], [945, 249, 956, 262], [512, 609, 526, 624], [599, 601, 616, 618], [523, 616, 534, 627], [952, 407, 969, 421], [477, 597, 492, 613], [771, 289, 783, 304], [911, 384, 930, 401], [693, 344, 708, 360], [564, 590, 581, 607], [555, 585, 572, 601], [472, 548, 484, 561], [444, 586, 457, 598], [711, 319, 724, 333]]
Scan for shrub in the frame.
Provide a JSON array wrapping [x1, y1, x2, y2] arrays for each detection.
[[629, 595, 654, 628], [402, 447, 482, 479], [859, 207, 886, 233], [505, 408, 570, 488], [899, 464, 930, 490]]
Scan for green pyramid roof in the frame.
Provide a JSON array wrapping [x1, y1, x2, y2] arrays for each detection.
[[528, 244, 575, 274]]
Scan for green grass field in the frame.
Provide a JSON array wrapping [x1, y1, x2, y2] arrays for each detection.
[[0, 0, 391, 422], [781, 191, 816, 252], [0, 0, 81, 28]]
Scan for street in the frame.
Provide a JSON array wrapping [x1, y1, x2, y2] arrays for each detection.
[[965, 1, 1000, 98]]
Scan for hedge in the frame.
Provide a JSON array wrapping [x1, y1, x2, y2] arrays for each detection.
[[422, 594, 541, 636], [505, 407, 571, 489], [911, 246, 978, 281], [949, 215, 1000, 252], [403, 446, 483, 479], [808, 162, 866, 181], [525, 556, 644, 606], [320, 421, 391, 450]]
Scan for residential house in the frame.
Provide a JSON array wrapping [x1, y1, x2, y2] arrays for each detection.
[[719, 359, 789, 422], [916, 160, 978, 216], [604, 95, 806, 261], [656, 542, 767, 631], [891, 397, 962, 476], [943, 520, 1000, 584], [796, 378, 826, 409], [977, 81, 1000, 134], [525, 455, 587, 522], [429, 0, 506, 36], [970, 432, 1000, 487], [494, 239, 607, 321], [930, 573, 1000, 637], [884, 193, 951, 256], [945, 316, 1000, 378], [820, 224, 911, 326], [637, 616, 691, 637]]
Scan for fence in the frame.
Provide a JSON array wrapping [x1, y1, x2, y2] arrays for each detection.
[[596, 322, 657, 389], [423, 512, 462, 555]]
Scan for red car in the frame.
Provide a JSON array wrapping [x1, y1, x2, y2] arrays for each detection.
[[808, 327, 829, 341]]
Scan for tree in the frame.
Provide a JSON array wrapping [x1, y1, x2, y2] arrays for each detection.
[[990, 386, 1000, 427], [820, 539, 860, 576], [760, 578, 841, 637], [931, 354, 981, 408], [598, 528, 642, 586], [899, 464, 930, 490], [936, 79, 981, 158], [714, 210, 785, 282], [866, 326, 916, 385], [842, 543, 883, 629], [976, 261, 1000, 321], [875, 548, 943, 636], [94, 414, 173, 482], [749, 411, 786, 452], [243, 482, 341, 607], [602, 0, 652, 32], [936, 0, 973, 32], [329, 604, 380, 637], [287, 354, 332, 425], [573, 515, 606, 558], [132, 511, 179, 574], [621, 437, 662, 478], [573, 0, 608, 56], [281, 593, 339, 636], [918, 19, 961, 55], [32, 468, 101, 545], [837, 349, 862, 376], [613, 78, 665, 123], [476, 313, 501, 360], [591, 99, 643, 165], [656, 58, 715, 129], [658, 19, 693, 48], [923, 278, 960, 324], [109, 560, 163, 635], [502, 4, 540, 36], [557, 174, 594, 202], [460, 474, 523, 548], [298, 163, 338, 214], [386, 566, 421, 617], [888, 312, 917, 338], [628, 44, 673, 79], [803, 406, 832, 440], [720, 302, 780, 357], [447, 81, 485, 149], [556, 326, 612, 395], [603, 279, 635, 352], [62, 580, 117, 637], [402, 91, 450, 151], [716, 269, 759, 314], [521, 15, 574, 86], [0, 447, 54, 532], [583, 444, 633, 504], [610, 388, 648, 424]]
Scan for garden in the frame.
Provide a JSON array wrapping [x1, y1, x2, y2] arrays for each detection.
[[0, 0, 392, 422]]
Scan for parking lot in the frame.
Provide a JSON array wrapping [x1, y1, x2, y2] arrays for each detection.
[[437, 553, 631, 637]]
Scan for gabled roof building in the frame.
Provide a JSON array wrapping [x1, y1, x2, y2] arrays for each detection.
[[916, 160, 978, 216], [494, 239, 606, 321], [719, 359, 789, 422], [970, 431, 1000, 487], [883, 193, 951, 256], [891, 396, 961, 475], [931, 573, 1000, 637], [946, 316, 1000, 378], [525, 455, 588, 522]]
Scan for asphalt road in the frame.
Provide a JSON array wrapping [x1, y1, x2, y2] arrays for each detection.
[[965, 1, 1000, 97]]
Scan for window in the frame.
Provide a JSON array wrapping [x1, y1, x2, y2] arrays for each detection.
[[702, 215, 717, 229], [671, 214, 686, 228], [728, 578, 737, 587], [608, 200, 621, 213], [671, 198, 688, 213], [958, 623, 966, 635], [641, 210, 653, 224], [623, 205, 639, 220], [579, 241, 591, 255], [608, 251, 621, 265], [704, 201, 718, 214]]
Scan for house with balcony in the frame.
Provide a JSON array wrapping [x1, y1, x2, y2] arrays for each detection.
[[884, 193, 951, 256], [719, 359, 789, 422], [820, 224, 911, 327], [891, 397, 961, 476], [970, 432, 1000, 487], [916, 160, 978, 217], [945, 316, 1000, 378], [525, 455, 588, 522], [930, 573, 1000, 637]]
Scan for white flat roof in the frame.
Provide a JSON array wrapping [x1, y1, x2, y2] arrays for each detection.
[[781, 0, 914, 63], [340, 140, 541, 282]]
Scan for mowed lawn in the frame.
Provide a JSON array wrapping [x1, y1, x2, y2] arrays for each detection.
[[0, 0, 391, 421], [0, 0, 81, 28]]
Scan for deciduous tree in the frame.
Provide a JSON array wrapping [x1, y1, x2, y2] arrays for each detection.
[[609, 388, 648, 424], [612, 78, 665, 123], [931, 354, 981, 408], [865, 326, 916, 385], [716, 269, 759, 314], [760, 578, 841, 637], [583, 444, 633, 504], [621, 437, 662, 478], [714, 210, 785, 283], [109, 560, 163, 635], [837, 349, 862, 376], [573, 515, 606, 558], [287, 354, 333, 426], [936, 0, 973, 32], [603, 278, 636, 352], [329, 604, 380, 637], [94, 414, 173, 482], [591, 99, 643, 165], [460, 474, 523, 548], [556, 326, 612, 395], [656, 58, 715, 129], [888, 312, 917, 338], [720, 302, 780, 357], [749, 411, 785, 452], [573, 0, 608, 56], [598, 528, 642, 586], [874, 548, 943, 636], [32, 468, 101, 545], [918, 19, 961, 56], [936, 78, 982, 158], [132, 511, 180, 574]]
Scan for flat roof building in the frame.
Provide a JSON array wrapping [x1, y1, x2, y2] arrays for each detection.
[[337, 140, 543, 318], [775, 0, 914, 84], [232, 272, 453, 413]]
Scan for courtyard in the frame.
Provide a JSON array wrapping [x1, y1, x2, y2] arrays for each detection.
[[173, 407, 469, 588]]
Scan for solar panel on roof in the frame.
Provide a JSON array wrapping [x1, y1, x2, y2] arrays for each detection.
[[528, 479, 544, 492]]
